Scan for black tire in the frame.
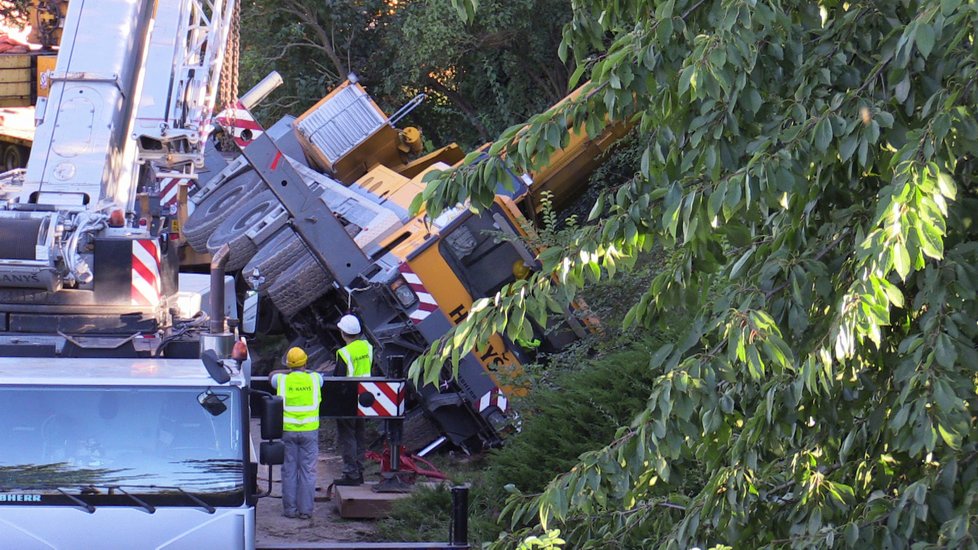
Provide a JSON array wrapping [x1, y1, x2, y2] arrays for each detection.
[[205, 190, 281, 271], [241, 230, 308, 293], [183, 170, 261, 253], [266, 253, 333, 318], [303, 343, 331, 373], [3, 144, 26, 170], [276, 338, 331, 371]]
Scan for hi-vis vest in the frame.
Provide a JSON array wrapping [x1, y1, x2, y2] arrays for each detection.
[[337, 340, 373, 377], [277, 371, 321, 432]]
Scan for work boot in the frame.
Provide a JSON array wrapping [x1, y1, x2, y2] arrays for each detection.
[[333, 475, 364, 486]]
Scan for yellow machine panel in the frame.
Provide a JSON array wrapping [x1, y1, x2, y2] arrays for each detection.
[[36, 54, 55, 98], [28, 0, 69, 49], [355, 165, 424, 211], [366, 211, 529, 397], [396, 227, 527, 397], [0, 52, 57, 108], [293, 80, 401, 183], [0, 54, 33, 107]]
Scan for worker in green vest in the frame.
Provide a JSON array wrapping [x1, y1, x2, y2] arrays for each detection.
[[270, 346, 324, 519], [333, 314, 373, 486]]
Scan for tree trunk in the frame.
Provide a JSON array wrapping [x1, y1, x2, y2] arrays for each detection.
[[425, 77, 491, 142], [283, 0, 346, 79]]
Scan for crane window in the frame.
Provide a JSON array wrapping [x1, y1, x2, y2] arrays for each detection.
[[0, 385, 245, 508], [439, 214, 523, 298]]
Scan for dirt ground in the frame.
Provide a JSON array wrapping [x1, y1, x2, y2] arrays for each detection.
[[253, 420, 379, 545]]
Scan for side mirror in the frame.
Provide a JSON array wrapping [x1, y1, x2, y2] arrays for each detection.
[[201, 349, 231, 384], [261, 395, 284, 440], [259, 441, 285, 465], [242, 290, 259, 335]]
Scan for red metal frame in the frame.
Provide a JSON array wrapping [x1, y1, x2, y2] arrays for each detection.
[[366, 445, 448, 480]]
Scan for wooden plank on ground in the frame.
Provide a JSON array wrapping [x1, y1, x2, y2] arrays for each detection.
[[333, 482, 413, 519]]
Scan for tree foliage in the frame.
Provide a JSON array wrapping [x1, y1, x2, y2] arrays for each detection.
[[369, 0, 573, 145], [414, 0, 978, 547], [377, 342, 665, 545], [239, 0, 572, 148], [0, 0, 31, 28], [238, 0, 394, 120]]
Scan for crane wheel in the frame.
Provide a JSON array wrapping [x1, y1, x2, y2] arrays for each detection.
[[242, 230, 307, 293], [284, 339, 330, 373], [401, 408, 445, 453], [3, 144, 26, 171], [266, 254, 333, 318], [183, 170, 259, 252], [205, 190, 280, 271]]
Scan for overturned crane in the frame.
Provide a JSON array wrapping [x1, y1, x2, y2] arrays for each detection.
[[181, 77, 629, 452]]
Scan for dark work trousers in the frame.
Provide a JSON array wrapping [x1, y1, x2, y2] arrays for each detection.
[[282, 430, 318, 516], [336, 418, 365, 478]]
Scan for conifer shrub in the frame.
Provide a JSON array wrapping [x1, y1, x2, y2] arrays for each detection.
[[376, 340, 667, 544]]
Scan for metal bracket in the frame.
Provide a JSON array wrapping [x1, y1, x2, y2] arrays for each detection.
[[59, 331, 140, 350], [243, 204, 287, 245], [190, 156, 250, 206], [49, 72, 124, 96]]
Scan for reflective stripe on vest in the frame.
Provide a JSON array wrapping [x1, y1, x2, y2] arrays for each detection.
[[337, 339, 373, 377], [277, 371, 321, 431]]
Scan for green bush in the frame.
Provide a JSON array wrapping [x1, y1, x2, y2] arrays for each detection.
[[480, 344, 659, 506], [376, 339, 669, 545], [373, 484, 454, 543], [377, 248, 671, 544]]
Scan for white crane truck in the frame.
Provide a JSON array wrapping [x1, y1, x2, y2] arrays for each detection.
[[0, 0, 288, 547]]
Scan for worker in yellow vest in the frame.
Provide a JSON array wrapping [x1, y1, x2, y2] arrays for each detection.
[[270, 346, 324, 519], [333, 314, 373, 486]]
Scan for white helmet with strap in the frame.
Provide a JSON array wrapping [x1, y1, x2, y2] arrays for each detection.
[[337, 314, 361, 336]]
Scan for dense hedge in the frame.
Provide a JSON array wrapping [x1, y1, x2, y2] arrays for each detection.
[[375, 340, 665, 544]]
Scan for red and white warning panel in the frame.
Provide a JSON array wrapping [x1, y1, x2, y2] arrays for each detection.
[[214, 100, 264, 149], [131, 239, 162, 307], [476, 388, 508, 413], [158, 177, 192, 210], [398, 263, 438, 325], [357, 381, 406, 417]]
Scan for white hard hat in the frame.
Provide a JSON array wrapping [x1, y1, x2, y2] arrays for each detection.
[[337, 314, 361, 335]]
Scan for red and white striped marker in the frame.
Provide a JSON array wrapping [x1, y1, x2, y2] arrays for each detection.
[[214, 100, 264, 149], [131, 239, 162, 307], [475, 388, 508, 413], [357, 381, 406, 417], [158, 177, 191, 210], [398, 263, 438, 324]]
